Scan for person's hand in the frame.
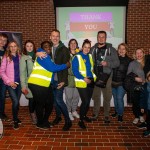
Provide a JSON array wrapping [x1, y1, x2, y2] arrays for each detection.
[[66, 62, 71, 68], [135, 77, 143, 83], [57, 82, 65, 89], [36, 52, 47, 59], [9, 82, 17, 89], [141, 109, 144, 113], [22, 88, 29, 95], [100, 61, 108, 66], [84, 77, 91, 84]]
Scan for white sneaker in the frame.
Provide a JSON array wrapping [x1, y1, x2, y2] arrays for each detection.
[[72, 111, 80, 119], [139, 116, 145, 123], [69, 112, 74, 121], [133, 118, 139, 124]]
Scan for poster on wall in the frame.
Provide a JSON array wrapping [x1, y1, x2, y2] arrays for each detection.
[[0, 31, 23, 50]]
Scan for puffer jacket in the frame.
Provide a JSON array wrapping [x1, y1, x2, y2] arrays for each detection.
[[112, 55, 132, 83], [0, 55, 21, 86]]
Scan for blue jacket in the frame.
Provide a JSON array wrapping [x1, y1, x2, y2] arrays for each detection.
[[37, 48, 67, 83], [72, 51, 93, 80]]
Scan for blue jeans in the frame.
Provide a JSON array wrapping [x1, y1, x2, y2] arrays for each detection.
[[112, 86, 126, 116], [7, 84, 21, 121], [0, 79, 7, 115], [52, 81, 70, 121]]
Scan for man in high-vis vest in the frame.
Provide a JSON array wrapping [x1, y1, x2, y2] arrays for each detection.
[[72, 39, 96, 129], [28, 48, 71, 130]]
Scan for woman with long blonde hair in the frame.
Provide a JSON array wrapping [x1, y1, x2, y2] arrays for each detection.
[[0, 41, 22, 130], [127, 48, 145, 124]]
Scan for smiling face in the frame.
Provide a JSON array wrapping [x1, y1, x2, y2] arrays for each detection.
[[135, 48, 144, 61], [9, 42, 18, 55], [118, 45, 127, 57], [43, 43, 51, 54], [0, 36, 7, 48], [50, 31, 60, 47], [25, 42, 34, 52], [69, 40, 78, 54], [82, 43, 91, 55], [97, 33, 106, 46]]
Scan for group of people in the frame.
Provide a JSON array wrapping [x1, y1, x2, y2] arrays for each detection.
[[0, 30, 150, 137]]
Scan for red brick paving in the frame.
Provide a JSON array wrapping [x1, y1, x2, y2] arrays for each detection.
[[0, 99, 150, 150]]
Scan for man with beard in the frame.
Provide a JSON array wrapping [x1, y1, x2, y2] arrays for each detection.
[[90, 31, 119, 123]]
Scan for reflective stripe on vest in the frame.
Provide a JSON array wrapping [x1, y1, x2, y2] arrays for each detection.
[[28, 61, 52, 87], [74, 54, 96, 88]]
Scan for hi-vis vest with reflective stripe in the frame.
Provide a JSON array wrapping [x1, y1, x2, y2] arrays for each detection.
[[28, 60, 53, 87], [74, 54, 96, 88]]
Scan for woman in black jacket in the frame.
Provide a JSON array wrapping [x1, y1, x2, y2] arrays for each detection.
[[111, 43, 132, 122]]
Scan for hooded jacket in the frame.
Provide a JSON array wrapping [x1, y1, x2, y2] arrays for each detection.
[[90, 43, 120, 75]]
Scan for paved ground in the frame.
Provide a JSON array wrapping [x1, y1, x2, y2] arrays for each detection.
[[0, 99, 150, 150]]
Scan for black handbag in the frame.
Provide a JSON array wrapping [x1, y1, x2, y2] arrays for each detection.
[[94, 48, 110, 88], [95, 72, 110, 88]]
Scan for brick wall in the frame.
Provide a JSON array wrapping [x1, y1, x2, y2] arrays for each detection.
[[0, 0, 150, 55], [0, 0, 55, 48], [127, 0, 150, 55]]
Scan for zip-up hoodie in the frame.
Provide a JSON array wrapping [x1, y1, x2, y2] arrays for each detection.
[[90, 43, 120, 75]]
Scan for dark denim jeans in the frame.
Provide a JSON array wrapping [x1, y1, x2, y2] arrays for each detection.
[[0, 79, 7, 115], [112, 86, 126, 116], [7, 84, 21, 121], [52, 81, 70, 121]]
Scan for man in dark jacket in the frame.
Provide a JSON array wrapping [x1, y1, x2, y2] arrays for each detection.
[[50, 29, 71, 131], [90, 31, 120, 123]]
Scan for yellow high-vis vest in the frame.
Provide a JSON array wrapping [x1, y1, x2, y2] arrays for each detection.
[[28, 61, 53, 87], [74, 54, 96, 88]]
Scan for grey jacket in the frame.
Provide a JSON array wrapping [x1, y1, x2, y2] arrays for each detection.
[[20, 54, 34, 98], [90, 43, 120, 74], [127, 60, 145, 81]]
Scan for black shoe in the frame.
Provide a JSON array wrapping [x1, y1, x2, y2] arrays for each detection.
[[91, 114, 98, 121], [118, 115, 123, 122], [83, 116, 92, 122], [78, 121, 86, 129], [49, 122, 53, 128], [111, 112, 118, 118], [137, 122, 147, 129], [17, 119, 22, 124], [43, 121, 53, 128], [13, 121, 19, 130], [104, 116, 110, 123], [43, 121, 51, 128], [62, 120, 72, 131], [0, 114, 10, 121], [143, 130, 150, 137], [52, 117, 62, 125], [36, 124, 49, 130]]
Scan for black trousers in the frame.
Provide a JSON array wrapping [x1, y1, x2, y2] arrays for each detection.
[[28, 84, 54, 125], [77, 86, 94, 121], [146, 110, 150, 131], [28, 98, 36, 113], [132, 90, 143, 118]]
